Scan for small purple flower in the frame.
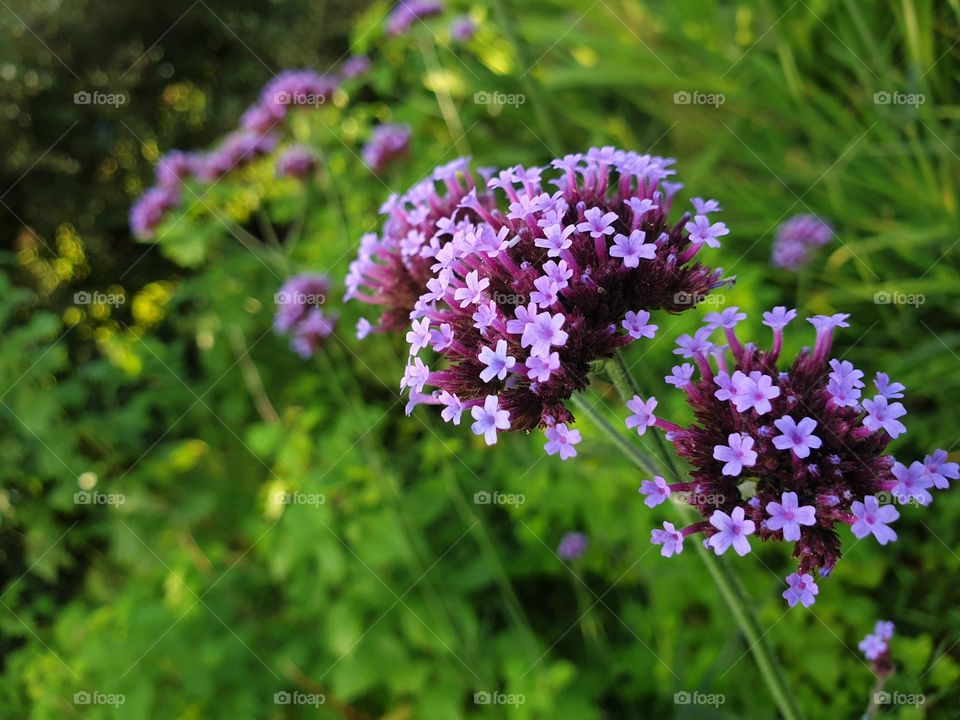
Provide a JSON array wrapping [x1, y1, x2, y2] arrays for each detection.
[[674, 327, 714, 358], [545, 423, 581, 460], [290, 308, 336, 358], [625, 395, 657, 436], [623, 310, 658, 340], [449, 15, 476, 42], [685, 215, 729, 248], [708, 507, 755, 556], [576, 207, 618, 238], [765, 491, 816, 541], [438, 391, 464, 424], [610, 230, 656, 268], [556, 532, 587, 560], [782, 572, 819, 608], [356, 317, 373, 340], [129, 186, 180, 238], [922, 449, 958, 489], [771, 214, 833, 270], [526, 350, 560, 382], [691, 197, 721, 215], [478, 339, 517, 382], [155, 150, 197, 187], [874, 621, 895, 641], [639, 475, 671, 508], [401, 357, 431, 394], [850, 495, 899, 544], [651, 521, 685, 557], [772, 415, 822, 459], [731, 371, 781, 415], [874, 372, 905, 400], [704, 307, 746, 330], [407, 317, 432, 354], [454, 270, 490, 308], [761, 306, 797, 330], [340, 54, 372, 80], [858, 633, 888, 662], [862, 395, 907, 438], [890, 461, 933, 506], [713, 433, 758, 477], [520, 310, 568, 356], [665, 364, 695, 389], [274, 274, 331, 332], [470, 395, 510, 445], [386, 0, 443, 36]]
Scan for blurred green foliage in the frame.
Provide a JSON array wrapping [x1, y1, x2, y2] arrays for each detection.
[[2, 0, 959, 718]]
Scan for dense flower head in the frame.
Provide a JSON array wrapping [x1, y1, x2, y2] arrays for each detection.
[[398, 148, 727, 447], [196, 130, 279, 182], [386, 0, 443, 36], [634, 306, 954, 604], [557, 531, 588, 560], [276, 145, 317, 179], [155, 150, 199, 187], [771, 214, 834, 270], [274, 274, 337, 357], [345, 157, 493, 333], [362, 123, 412, 174], [129, 185, 180, 238]]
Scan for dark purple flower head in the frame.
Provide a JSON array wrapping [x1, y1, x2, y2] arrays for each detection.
[[155, 150, 199, 187], [274, 274, 336, 358], [450, 15, 476, 42], [400, 148, 727, 446], [362, 123, 412, 174], [276, 145, 317, 179], [771, 214, 834, 270], [129, 185, 180, 238], [345, 157, 490, 333], [386, 0, 443, 36], [340, 54, 372, 80], [634, 307, 953, 604], [557, 531, 587, 560]]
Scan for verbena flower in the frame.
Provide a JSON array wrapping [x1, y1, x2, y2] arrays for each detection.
[[129, 186, 180, 238], [274, 274, 336, 358], [345, 158, 494, 333], [340, 55, 372, 80], [276, 146, 317, 179], [771, 214, 834, 270], [400, 148, 727, 446], [362, 123, 412, 174], [634, 306, 953, 605], [155, 150, 199, 187], [386, 0, 443, 36], [241, 70, 338, 133], [859, 620, 895, 675], [196, 131, 279, 182], [557, 531, 587, 560]]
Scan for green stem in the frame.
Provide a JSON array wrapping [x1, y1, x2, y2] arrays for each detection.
[[417, 32, 471, 157], [598, 350, 804, 720]]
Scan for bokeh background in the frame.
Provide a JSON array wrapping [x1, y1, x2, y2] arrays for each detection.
[[1, 0, 959, 717]]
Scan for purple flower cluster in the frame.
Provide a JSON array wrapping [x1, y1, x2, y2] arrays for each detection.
[[196, 131, 279, 182], [557, 531, 588, 560], [240, 69, 338, 135], [386, 0, 444, 36], [638, 307, 956, 604], [276, 145, 317, 179], [362, 123, 412, 174], [340, 55, 372, 80], [346, 158, 492, 334], [771, 214, 833, 270], [859, 621, 895, 674], [274, 274, 337, 358], [395, 148, 726, 446], [129, 186, 180, 238]]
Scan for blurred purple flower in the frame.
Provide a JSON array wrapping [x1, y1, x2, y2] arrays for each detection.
[[557, 531, 587, 560], [129, 186, 180, 238], [362, 123, 412, 174], [771, 214, 834, 270], [386, 0, 443, 36], [276, 146, 317, 179]]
